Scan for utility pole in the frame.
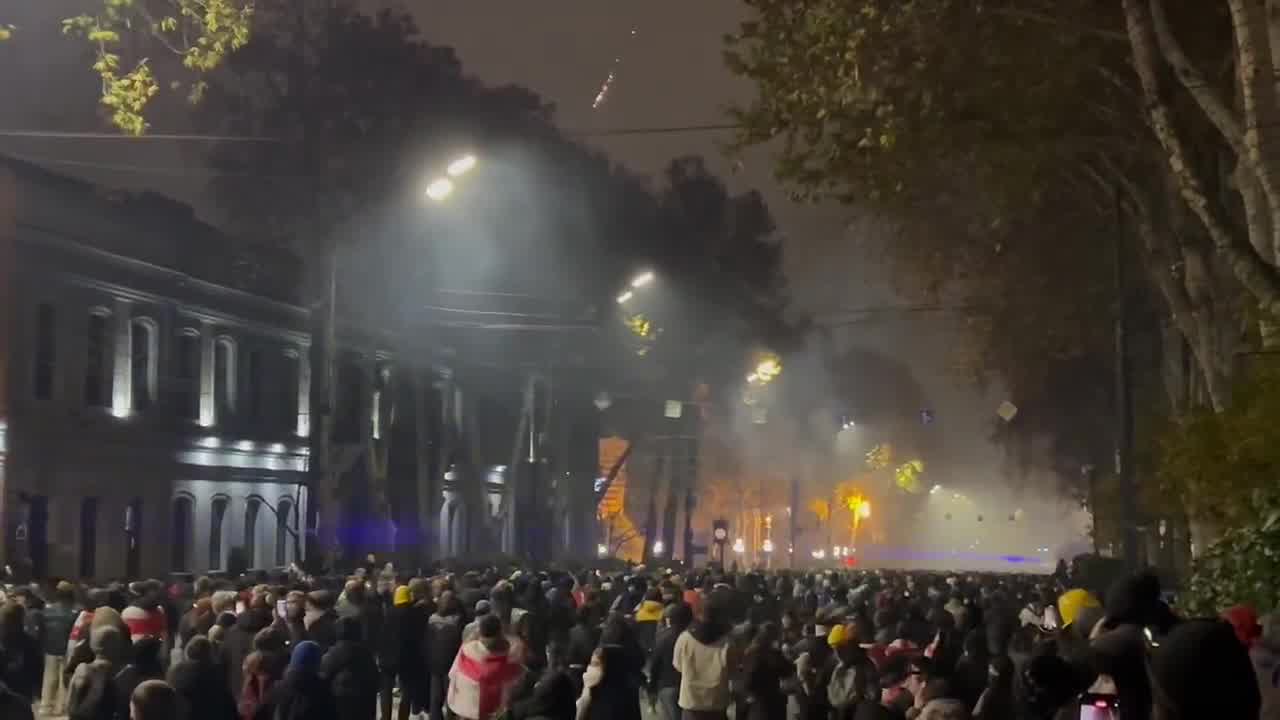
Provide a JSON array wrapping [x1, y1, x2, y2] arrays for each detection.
[[1114, 186, 1139, 569]]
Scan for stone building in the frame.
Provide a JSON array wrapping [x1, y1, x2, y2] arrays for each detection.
[[0, 157, 602, 579], [0, 157, 312, 579]]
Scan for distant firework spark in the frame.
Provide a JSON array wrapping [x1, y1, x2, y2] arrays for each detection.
[[592, 28, 638, 110]]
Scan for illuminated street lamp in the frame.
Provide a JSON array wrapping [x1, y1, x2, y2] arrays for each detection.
[[426, 153, 479, 202], [652, 540, 665, 557], [446, 153, 477, 177], [596, 544, 608, 558], [630, 271, 655, 288], [762, 539, 774, 553], [426, 177, 454, 202], [616, 290, 634, 304], [859, 501, 872, 519], [732, 538, 745, 554], [811, 549, 826, 560]]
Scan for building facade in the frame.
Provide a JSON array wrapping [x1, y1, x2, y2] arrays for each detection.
[[0, 158, 312, 579], [0, 158, 604, 579]]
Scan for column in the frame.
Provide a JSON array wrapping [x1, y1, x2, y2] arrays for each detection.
[[110, 297, 133, 418], [296, 347, 311, 438], [198, 321, 215, 427]]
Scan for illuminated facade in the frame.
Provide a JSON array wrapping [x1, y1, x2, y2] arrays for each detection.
[[0, 158, 312, 579]]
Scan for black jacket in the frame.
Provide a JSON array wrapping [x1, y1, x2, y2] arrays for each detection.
[[224, 608, 275, 702], [306, 612, 339, 651], [0, 632, 42, 700], [645, 626, 681, 694], [509, 667, 576, 720], [269, 668, 339, 720], [424, 614, 462, 676], [320, 641, 379, 701], [377, 604, 405, 672], [168, 659, 238, 720]]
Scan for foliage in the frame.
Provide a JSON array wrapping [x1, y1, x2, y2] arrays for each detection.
[[1158, 362, 1280, 529], [60, 0, 252, 134], [1184, 487, 1280, 615], [894, 459, 925, 494], [808, 498, 831, 525], [865, 443, 892, 471]]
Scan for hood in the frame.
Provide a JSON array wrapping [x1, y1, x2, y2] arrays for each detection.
[[457, 640, 516, 683], [635, 600, 664, 623], [90, 625, 128, 666], [167, 660, 211, 692], [1223, 605, 1262, 648], [430, 613, 462, 628], [1153, 619, 1260, 719]]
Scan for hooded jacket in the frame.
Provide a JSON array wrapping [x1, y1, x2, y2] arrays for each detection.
[[66, 626, 128, 720], [672, 623, 737, 712], [268, 642, 339, 720], [168, 656, 238, 720], [427, 612, 464, 676], [320, 617, 379, 704], [447, 639, 525, 720], [223, 606, 273, 702]]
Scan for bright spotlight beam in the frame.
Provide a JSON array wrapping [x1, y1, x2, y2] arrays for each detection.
[[446, 154, 477, 177], [426, 177, 454, 201], [630, 271, 655, 288]]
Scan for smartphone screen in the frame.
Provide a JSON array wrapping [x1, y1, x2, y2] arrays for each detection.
[[1080, 695, 1119, 720], [276, 600, 287, 619]]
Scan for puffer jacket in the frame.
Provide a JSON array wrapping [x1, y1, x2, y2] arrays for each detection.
[[426, 613, 464, 676]]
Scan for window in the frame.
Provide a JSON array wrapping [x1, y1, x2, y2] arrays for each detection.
[[34, 303, 56, 399], [84, 311, 110, 407], [124, 498, 142, 577], [172, 496, 194, 571], [276, 499, 293, 566], [281, 350, 300, 433], [245, 348, 264, 423], [214, 337, 235, 421], [174, 331, 200, 420], [244, 498, 261, 569], [335, 354, 363, 442], [79, 498, 98, 578], [130, 319, 157, 412], [209, 497, 228, 570]]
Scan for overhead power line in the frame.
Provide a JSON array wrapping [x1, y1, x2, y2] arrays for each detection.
[[0, 122, 741, 145]]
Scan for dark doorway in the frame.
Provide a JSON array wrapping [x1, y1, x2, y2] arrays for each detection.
[[79, 498, 98, 579], [28, 496, 48, 579], [172, 496, 193, 572], [125, 498, 142, 578]]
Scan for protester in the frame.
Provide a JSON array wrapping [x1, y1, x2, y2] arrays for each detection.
[[271, 640, 339, 720], [131, 679, 183, 720], [39, 580, 77, 716], [447, 614, 525, 720], [672, 593, 737, 720], [239, 627, 288, 720], [167, 635, 237, 720], [321, 615, 380, 720], [427, 590, 465, 720]]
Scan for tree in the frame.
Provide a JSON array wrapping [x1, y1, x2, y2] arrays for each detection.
[[1, 0, 253, 133]]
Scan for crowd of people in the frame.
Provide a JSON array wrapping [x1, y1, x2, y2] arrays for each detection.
[[0, 559, 1272, 720]]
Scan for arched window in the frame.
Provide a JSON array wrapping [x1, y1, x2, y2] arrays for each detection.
[[33, 303, 56, 400], [245, 347, 265, 424], [130, 318, 158, 412], [84, 310, 111, 408], [79, 498, 98, 578], [173, 330, 201, 420], [209, 497, 228, 570], [244, 498, 261, 569], [214, 337, 236, 422], [276, 499, 293, 566], [172, 496, 194, 571]]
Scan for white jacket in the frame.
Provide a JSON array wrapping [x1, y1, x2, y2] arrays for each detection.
[[673, 629, 736, 711]]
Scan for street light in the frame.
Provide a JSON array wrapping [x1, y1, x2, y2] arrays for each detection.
[[596, 544, 608, 558], [446, 153, 477, 177], [762, 539, 774, 553], [630, 271, 655, 288], [653, 540, 665, 556], [732, 538, 745, 554], [616, 290, 634, 304], [426, 177, 454, 201], [859, 501, 872, 519]]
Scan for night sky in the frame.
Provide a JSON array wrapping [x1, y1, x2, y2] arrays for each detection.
[[0, 1, 1071, 548]]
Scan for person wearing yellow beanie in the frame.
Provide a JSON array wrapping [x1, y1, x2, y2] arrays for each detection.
[[828, 623, 853, 648], [393, 585, 412, 608], [1058, 588, 1101, 627]]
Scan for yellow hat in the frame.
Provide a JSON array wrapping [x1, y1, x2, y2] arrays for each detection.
[[393, 585, 412, 607], [828, 623, 852, 648], [1058, 589, 1101, 627]]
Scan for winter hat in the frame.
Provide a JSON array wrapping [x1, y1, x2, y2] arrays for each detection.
[[289, 641, 323, 673], [393, 586, 412, 607], [1151, 619, 1260, 719], [828, 623, 852, 648], [1057, 589, 1101, 628]]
